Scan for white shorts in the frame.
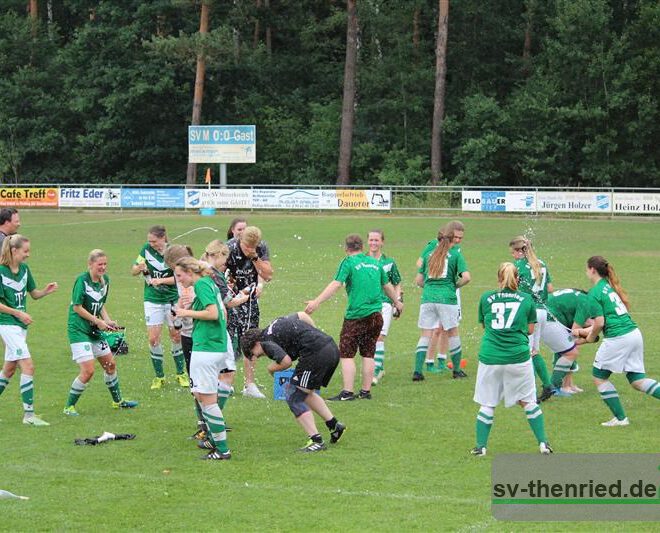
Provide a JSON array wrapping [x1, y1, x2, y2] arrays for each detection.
[[380, 303, 393, 336], [473, 360, 537, 408], [541, 321, 575, 355], [528, 308, 547, 353], [593, 328, 644, 374], [225, 330, 236, 366], [71, 340, 112, 363], [418, 303, 460, 330], [190, 351, 236, 394], [0, 325, 31, 361], [456, 288, 462, 322], [144, 301, 174, 328]]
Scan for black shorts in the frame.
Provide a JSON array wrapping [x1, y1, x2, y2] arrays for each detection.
[[290, 341, 340, 391], [339, 312, 383, 359], [181, 334, 193, 374]]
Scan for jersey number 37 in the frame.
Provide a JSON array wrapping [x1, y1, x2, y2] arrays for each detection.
[[491, 302, 521, 330]]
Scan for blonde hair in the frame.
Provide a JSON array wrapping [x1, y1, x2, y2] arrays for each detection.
[[428, 227, 454, 278], [203, 239, 229, 260], [175, 256, 212, 277], [164, 244, 193, 269], [240, 226, 262, 247], [0, 234, 29, 266], [509, 235, 542, 282], [88, 249, 107, 264], [445, 220, 465, 234], [498, 262, 519, 291], [588, 256, 630, 309]]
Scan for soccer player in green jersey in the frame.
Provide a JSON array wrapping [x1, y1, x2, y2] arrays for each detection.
[[472, 262, 553, 456], [509, 236, 554, 401], [414, 226, 471, 382], [305, 234, 403, 401], [585, 256, 660, 426], [174, 257, 233, 460], [0, 235, 58, 426], [63, 249, 138, 415], [366, 230, 402, 385], [131, 225, 187, 390]]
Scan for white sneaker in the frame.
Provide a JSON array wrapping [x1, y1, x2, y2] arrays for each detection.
[[539, 442, 554, 454], [242, 383, 266, 399], [23, 414, 50, 426], [601, 417, 630, 427]]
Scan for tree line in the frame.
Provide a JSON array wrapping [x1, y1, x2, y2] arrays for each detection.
[[0, 0, 657, 187]]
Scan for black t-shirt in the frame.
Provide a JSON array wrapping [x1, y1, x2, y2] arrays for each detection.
[[260, 314, 333, 364], [225, 238, 270, 291]]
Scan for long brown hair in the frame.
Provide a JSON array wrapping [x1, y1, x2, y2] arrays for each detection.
[[509, 235, 542, 282], [587, 256, 630, 309], [428, 227, 454, 278], [498, 262, 519, 291]]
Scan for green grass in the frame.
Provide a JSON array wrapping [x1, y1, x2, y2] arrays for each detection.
[[1, 211, 658, 532]]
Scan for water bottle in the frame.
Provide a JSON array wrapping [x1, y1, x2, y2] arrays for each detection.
[[171, 304, 182, 330]]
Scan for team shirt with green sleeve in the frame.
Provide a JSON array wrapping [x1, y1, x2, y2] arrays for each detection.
[[546, 289, 591, 328], [477, 289, 537, 365], [514, 258, 552, 309], [191, 276, 228, 352], [67, 272, 109, 343], [418, 246, 467, 305], [334, 253, 387, 320], [134, 244, 178, 304], [0, 264, 36, 329], [374, 254, 402, 304], [586, 278, 637, 338]]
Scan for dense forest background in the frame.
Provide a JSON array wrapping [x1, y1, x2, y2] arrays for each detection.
[[0, 0, 658, 187]]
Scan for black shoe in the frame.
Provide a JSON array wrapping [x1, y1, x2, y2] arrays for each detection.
[[412, 371, 425, 382], [538, 386, 556, 403], [225, 424, 233, 432], [357, 390, 372, 400], [328, 390, 355, 401], [202, 449, 231, 460], [452, 370, 468, 379], [330, 422, 346, 444], [197, 439, 215, 450], [470, 446, 487, 457], [299, 439, 327, 452]]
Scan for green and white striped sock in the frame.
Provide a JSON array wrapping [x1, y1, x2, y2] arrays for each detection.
[[476, 407, 494, 448], [150, 344, 165, 378], [638, 378, 660, 400], [0, 371, 9, 395], [20, 374, 34, 415], [172, 342, 185, 375], [551, 355, 574, 388], [217, 381, 232, 410], [525, 403, 548, 444], [66, 377, 87, 407], [374, 341, 385, 376], [449, 336, 462, 371], [201, 403, 229, 453], [104, 372, 122, 403], [415, 337, 429, 373], [597, 381, 627, 420]]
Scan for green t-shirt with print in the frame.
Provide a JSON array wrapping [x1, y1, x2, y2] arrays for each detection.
[[418, 246, 467, 304], [514, 257, 552, 309], [192, 276, 228, 352], [67, 272, 109, 343], [135, 244, 178, 304], [586, 278, 636, 338], [0, 264, 36, 329], [374, 254, 401, 304], [546, 289, 591, 328], [334, 253, 387, 320]]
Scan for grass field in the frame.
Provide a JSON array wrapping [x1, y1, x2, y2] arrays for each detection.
[[1, 210, 658, 532]]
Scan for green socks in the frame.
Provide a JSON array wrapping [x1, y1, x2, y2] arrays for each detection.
[[202, 403, 229, 453], [415, 337, 429, 374], [172, 342, 185, 375], [525, 403, 548, 444], [20, 374, 34, 415], [597, 381, 627, 420], [551, 355, 574, 388], [476, 407, 494, 448], [150, 345, 165, 378], [66, 377, 87, 407], [374, 341, 385, 376], [217, 381, 232, 410], [0, 371, 8, 395], [639, 379, 660, 399], [532, 353, 552, 388], [449, 336, 462, 372], [104, 372, 122, 403]]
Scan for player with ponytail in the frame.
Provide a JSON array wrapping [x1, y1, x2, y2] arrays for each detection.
[[585, 256, 660, 427]]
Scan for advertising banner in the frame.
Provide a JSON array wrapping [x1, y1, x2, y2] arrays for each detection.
[[613, 193, 660, 214], [319, 189, 391, 210], [252, 189, 320, 209], [185, 189, 253, 209], [536, 192, 611, 213], [59, 187, 121, 208], [188, 125, 256, 164], [0, 187, 58, 207], [120, 188, 184, 209]]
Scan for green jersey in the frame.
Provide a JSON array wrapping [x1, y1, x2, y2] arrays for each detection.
[[191, 276, 228, 352], [67, 272, 110, 343], [0, 264, 36, 329], [478, 289, 537, 365], [514, 258, 552, 309], [586, 278, 637, 338], [421, 240, 462, 256], [373, 254, 401, 304], [334, 253, 387, 320], [135, 244, 178, 304], [418, 246, 467, 304], [546, 289, 591, 328]]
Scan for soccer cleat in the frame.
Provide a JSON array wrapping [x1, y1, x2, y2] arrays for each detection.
[[175, 373, 189, 388], [601, 417, 630, 427], [63, 406, 79, 416], [539, 442, 554, 454], [112, 399, 139, 409], [197, 439, 215, 450], [242, 383, 266, 399], [538, 386, 556, 402], [23, 414, 50, 426], [150, 377, 166, 390], [554, 388, 574, 398], [425, 361, 443, 374], [201, 449, 232, 460], [452, 370, 468, 379], [299, 439, 327, 452], [189, 428, 207, 441], [327, 390, 355, 401], [330, 422, 346, 444], [412, 371, 425, 382], [470, 447, 487, 457], [357, 390, 372, 400]]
